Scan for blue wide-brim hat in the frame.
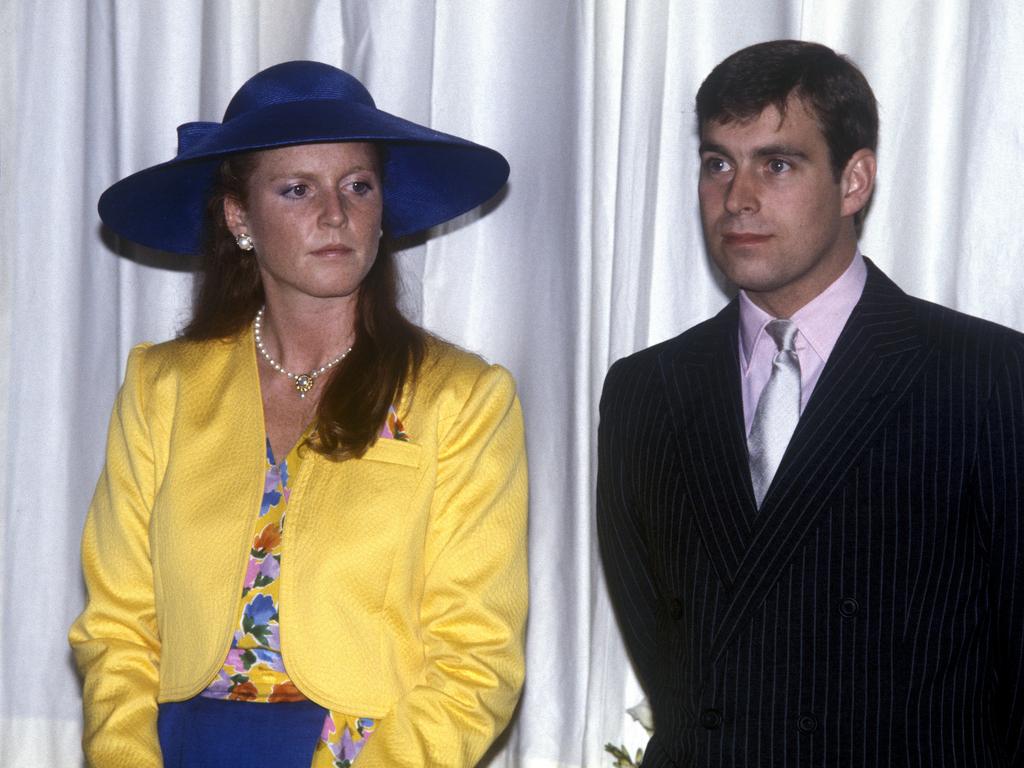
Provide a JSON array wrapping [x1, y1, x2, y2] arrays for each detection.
[[98, 61, 510, 254]]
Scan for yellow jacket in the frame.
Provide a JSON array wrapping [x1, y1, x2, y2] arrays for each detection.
[[69, 331, 528, 767]]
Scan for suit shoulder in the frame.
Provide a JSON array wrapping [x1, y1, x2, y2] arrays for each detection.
[[909, 296, 1024, 358], [605, 312, 730, 386], [112, 335, 248, 427], [130, 333, 243, 379], [413, 336, 518, 414], [421, 335, 514, 383]]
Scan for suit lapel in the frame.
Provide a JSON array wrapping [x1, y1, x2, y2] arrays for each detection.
[[174, 329, 267, 535], [660, 301, 756, 589], [708, 261, 934, 661]]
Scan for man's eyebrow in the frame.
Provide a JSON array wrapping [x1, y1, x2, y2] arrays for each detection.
[[753, 144, 809, 159], [697, 142, 811, 160], [698, 141, 729, 156]]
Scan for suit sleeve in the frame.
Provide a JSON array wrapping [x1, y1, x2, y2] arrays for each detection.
[[355, 364, 528, 767], [596, 357, 665, 699], [68, 344, 163, 767], [978, 335, 1024, 764]]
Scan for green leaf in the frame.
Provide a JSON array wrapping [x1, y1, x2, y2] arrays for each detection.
[[249, 624, 271, 645], [603, 743, 641, 766]]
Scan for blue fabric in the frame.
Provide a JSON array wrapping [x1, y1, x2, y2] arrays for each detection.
[[157, 697, 327, 768], [97, 61, 510, 253]]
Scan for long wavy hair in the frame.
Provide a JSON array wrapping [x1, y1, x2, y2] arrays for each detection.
[[183, 148, 427, 460]]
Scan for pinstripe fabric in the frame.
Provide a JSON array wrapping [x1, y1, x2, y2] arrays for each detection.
[[597, 262, 1024, 767]]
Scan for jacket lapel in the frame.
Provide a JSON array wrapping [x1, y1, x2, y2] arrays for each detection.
[[659, 301, 756, 589], [166, 328, 267, 539], [708, 261, 933, 661]]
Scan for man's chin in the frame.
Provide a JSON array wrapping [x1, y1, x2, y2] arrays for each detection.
[[712, 259, 784, 294]]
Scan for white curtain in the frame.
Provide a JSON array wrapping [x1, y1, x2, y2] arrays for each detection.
[[2, 1, 1023, 765]]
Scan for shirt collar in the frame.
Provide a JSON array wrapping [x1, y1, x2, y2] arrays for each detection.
[[739, 251, 868, 368]]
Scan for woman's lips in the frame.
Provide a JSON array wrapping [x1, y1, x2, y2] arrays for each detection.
[[311, 245, 353, 256]]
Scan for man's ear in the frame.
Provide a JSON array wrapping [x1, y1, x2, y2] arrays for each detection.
[[223, 195, 249, 237], [840, 148, 876, 218]]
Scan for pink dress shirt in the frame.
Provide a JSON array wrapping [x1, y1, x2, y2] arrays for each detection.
[[739, 253, 868, 436]]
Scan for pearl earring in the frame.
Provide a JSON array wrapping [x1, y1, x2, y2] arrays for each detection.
[[236, 233, 254, 251]]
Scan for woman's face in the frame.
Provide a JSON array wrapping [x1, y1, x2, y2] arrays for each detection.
[[224, 142, 383, 310]]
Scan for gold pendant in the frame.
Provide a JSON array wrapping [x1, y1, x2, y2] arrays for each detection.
[[295, 373, 314, 397]]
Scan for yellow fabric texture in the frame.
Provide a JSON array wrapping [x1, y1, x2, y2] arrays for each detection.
[[69, 331, 529, 767]]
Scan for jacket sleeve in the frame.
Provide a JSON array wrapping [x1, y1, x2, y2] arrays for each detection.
[[355, 363, 529, 767], [595, 357, 666, 702], [978, 334, 1024, 765], [68, 344, 163, 767]]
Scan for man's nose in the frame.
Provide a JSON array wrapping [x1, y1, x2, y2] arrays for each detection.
[[724, 169, 759, 215]]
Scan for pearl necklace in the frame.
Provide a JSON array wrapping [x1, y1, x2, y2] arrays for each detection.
[[253, 307, 352, 398]]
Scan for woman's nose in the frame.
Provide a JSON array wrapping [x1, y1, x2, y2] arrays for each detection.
[[319, 191, 347, 227]]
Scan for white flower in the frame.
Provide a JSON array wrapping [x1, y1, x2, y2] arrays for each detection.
[[626, 697, 654, 734]]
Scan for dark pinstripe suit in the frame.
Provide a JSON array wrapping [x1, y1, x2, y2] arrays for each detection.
[[597, 261, 1024, 766]]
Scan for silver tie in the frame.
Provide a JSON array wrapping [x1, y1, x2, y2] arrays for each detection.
[[748, 319, 801, 508]]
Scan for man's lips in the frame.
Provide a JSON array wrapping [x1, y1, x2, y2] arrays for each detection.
[[722, 233, 772, 246]]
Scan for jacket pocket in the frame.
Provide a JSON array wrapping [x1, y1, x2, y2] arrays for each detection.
[[359, 438, 423, 468]]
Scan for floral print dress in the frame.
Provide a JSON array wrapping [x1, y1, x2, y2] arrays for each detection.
[[199, 408, 408, 765]]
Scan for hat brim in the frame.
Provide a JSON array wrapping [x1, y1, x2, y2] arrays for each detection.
[[98, 100, 510, 254]]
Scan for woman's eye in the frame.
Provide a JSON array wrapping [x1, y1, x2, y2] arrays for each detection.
[[350, 180, 373, 195]]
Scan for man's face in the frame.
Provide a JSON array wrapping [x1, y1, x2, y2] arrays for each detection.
[[698, 95, 872, 317]]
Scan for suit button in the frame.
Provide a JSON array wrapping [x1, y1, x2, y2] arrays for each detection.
[[699, 708, 722, 730], [669, 598, 683, 620], [839, 597, 859, 617], [797, 714, 818, 733]]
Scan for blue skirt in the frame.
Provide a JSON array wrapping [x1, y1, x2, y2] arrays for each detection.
[[157, 697, 327, 768]]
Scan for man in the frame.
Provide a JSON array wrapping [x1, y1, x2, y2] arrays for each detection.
[[597, 40, 1024, 766]]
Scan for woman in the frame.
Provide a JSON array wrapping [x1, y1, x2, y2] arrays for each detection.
[[69, 61, 527, 767]]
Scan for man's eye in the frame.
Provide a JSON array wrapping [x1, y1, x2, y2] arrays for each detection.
[[285, 184, 309, 198], [767, 159, 790, 174], [350, 180, 372, 195], [705, 158, 729, 173]]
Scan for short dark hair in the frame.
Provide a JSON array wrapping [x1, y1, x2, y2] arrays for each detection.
[[696, 40, 878, 179]]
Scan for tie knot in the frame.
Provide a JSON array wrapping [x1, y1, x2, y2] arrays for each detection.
[[766, 318, 798, 352]]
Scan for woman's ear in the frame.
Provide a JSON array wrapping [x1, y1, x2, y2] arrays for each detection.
[[223, 195, 249, 238]]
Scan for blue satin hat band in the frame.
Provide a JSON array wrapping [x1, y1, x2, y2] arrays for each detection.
[[98, 61, 510, 254]]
